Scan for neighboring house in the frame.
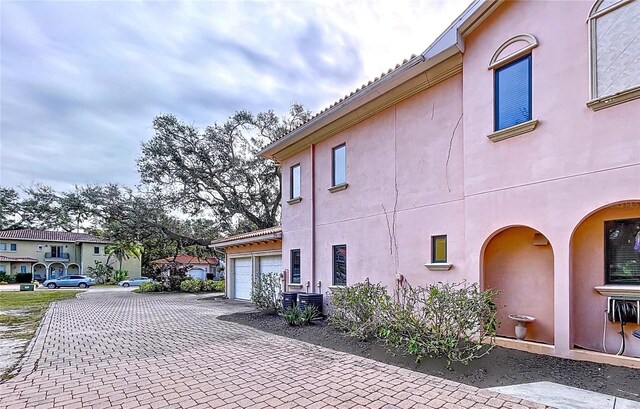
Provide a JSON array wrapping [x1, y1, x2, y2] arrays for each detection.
[[0, 229, 142, 280], [210, 227, 282, 300], [258, 0, 640, 366], [151, 254, 222, 280]]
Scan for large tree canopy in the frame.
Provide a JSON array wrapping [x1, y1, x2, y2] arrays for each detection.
[[138, 104, 310, 232], [0, 104, 310, 270]]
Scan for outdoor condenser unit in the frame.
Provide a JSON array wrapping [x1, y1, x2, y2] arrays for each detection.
[[607, 297, 640, 324]]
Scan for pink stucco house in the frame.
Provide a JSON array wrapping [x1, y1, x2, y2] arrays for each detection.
[[257, 0, 640, 366]]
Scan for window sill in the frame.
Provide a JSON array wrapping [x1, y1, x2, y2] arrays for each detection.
[[328, 183, 348, 193], [424, 263, 453, 271], [287, 197, 302, 205], [328, 285, 347, 290], [487, 119, 538, 142], [587, 86, 640, 111], [594, 285, 640, 298], [287, 284, 303, 290]]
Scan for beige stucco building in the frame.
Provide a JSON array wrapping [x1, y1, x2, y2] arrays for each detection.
[[0, 229, 141, 280]]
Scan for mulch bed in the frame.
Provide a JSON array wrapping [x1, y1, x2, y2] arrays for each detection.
[[218, 310, 640, 402]]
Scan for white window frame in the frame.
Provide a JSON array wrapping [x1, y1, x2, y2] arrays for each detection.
[[587, 0, 640, 110]]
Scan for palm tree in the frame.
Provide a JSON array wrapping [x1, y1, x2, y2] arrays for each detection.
[[106, 241, 142, 271]]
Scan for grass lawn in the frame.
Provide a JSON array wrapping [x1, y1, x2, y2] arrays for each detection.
[[0, 290, 80, 379]]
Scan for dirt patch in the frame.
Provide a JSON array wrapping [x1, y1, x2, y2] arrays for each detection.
[[219, 311, 640, 402]]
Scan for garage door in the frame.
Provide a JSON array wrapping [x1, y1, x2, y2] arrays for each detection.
[[233, 257, 252, 300], [259, 255, 281, 276]]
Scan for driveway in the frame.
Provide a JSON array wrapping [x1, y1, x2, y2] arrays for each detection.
[[0, 291, 546, 409]]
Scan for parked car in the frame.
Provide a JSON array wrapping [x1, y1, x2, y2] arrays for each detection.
[[43, 275, 95, 289], [118, 277, 153, 287]]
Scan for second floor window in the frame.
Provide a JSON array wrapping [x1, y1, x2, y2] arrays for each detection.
[[333, 244, 347, 286], [589, 0, 640, 101], [9, 243, 17, 252], [290, 249, 301, 284], [494, 54, 532, 131], [94, 246, 100, 254], [332, 144, 346, 186], [290, 164, 301, 199], [0, 244, 5, 251]]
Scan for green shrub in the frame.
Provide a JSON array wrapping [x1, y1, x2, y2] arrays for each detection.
[[180, 279, 203, 293], [202, 279, 225, 292], [15, 273, 32, 284], [378, 281, 499, 365], [300, 305, 320, 325], [251, 272, 282, 314], [138, 282, 168, 292], [0, 272, 13, 283], [327, 282, 393, 340], [282, 306, 303, 326], [112, 269, 128, 283]]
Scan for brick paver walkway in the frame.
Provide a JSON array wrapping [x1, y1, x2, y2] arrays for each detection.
[[0, 291, 548, 409]]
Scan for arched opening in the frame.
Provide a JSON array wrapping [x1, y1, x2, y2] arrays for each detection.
[[32, 263, 47, 282], [570, 200, 640, 356], [67, 263, 80, 275], [49, 263, 66, 280], [482, 226, 555, 344]]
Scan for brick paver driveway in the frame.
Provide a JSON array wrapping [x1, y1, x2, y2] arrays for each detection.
[[0, 291, 547, 409]]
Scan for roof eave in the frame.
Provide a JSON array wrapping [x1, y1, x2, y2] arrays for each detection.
[[209, 232, 282, 249], [258, 0, 503, 162]]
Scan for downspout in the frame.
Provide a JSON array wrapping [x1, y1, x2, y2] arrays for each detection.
[[310, 144, 316, 293]]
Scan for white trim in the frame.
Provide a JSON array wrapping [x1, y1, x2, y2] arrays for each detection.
[[487, 119, 539, 142], [424, 263, 453, 271], [211, 232, 282, 248], [488, 34, 539, 70]]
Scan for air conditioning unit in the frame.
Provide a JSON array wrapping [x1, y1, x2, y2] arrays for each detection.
[[607, 297, 640, 324]]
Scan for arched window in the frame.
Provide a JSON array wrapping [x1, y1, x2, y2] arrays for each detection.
[[487, 34, 539, 142], [588, 0, 640, 110]]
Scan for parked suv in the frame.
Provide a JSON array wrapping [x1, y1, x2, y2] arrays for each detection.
[[43, 275, 95, 289]]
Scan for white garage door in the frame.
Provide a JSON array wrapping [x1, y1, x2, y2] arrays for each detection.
[[233, 257, 252, 300], [259, 255, 281, 276]]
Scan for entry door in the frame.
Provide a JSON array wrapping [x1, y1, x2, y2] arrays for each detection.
[[233, 258, 252, 300]]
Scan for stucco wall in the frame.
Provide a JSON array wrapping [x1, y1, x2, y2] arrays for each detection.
[[280, 74, 465, 293], [276, 0, 640, 362], [572, 203, 640, 357], [483, 226, 554, 344]]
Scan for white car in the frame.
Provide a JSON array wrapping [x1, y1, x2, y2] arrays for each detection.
[[118, 277, 153, 287]]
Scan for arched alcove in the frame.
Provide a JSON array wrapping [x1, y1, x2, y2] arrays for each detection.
[[482, 225, 555, 344]]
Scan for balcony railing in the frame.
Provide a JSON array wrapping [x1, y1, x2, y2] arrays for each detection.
[[45, 252, 70, 261]]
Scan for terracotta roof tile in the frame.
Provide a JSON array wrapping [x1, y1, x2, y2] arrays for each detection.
[[0, 255, 39, 263], [210, 226, 282, 246], [0, 229, 110, 244]]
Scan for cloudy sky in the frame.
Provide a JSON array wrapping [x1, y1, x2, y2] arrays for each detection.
[[1, 0, 471, 190]]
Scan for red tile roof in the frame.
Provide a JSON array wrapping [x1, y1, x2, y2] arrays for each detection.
[[210, 226, 282, 246], [0, 255, 39, 263], [151, 254, 219, 266], [0, 229, 110, 243]]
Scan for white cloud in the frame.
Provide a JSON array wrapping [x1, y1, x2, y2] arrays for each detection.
[[0, 0, 472, 190]]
